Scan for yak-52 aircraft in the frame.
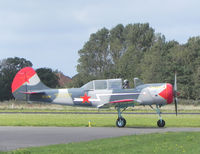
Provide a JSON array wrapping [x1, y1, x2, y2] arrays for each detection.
[[12, 67, 179, 127]]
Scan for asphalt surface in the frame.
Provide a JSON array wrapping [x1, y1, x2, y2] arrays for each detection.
[[0, 127, 200, 151]]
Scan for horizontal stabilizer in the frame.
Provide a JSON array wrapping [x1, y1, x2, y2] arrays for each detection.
[[19, 91, 46, 95]]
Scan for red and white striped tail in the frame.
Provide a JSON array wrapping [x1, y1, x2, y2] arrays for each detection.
[[11, 67, 49, 100], [12, 67, 41, 93]]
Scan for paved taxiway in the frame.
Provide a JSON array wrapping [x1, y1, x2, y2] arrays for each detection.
[[0, 127, 200, 151]]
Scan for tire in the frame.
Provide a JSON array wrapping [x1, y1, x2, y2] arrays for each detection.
[[116, 117, 126, 127], [157, 119, 165, 127]]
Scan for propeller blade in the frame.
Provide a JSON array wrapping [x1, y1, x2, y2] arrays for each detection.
[[175, 97, 178, 116], [174, 72, 177, 92], [174, 72, 178, 116]]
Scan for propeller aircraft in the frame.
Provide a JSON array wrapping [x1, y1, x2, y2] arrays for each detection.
[[11, 67, 179, 127]]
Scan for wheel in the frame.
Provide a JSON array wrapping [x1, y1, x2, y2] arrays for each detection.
[[116, 117, 126, 127], [157, 119, 165, 127]]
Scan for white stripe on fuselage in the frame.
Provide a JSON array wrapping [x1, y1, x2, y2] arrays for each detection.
[[74, 92, 145, 102]]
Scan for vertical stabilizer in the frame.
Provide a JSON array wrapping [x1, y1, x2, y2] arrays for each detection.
[[11, 67, 50, 100]]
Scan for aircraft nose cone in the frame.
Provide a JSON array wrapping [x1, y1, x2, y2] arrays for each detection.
[[158, 83, 173, 104]]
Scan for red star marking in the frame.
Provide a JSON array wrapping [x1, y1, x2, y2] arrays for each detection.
[[24, 71, 32, 84], [80, 93, 91, 103], [24, 76, 30, 83], [19, 72, 30, 83]]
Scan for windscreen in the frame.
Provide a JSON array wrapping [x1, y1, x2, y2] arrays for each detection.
[[81, 81, 94, 90]]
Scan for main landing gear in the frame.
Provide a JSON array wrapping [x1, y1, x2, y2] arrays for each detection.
[[116, 107, 127, 127], [115, 105, 166, 128], [155, 105, 165, 127]]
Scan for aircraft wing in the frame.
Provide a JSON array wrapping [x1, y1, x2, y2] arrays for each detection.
[[97, 99, 136, 108]]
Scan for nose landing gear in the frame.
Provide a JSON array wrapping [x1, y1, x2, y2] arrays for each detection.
[[156, 105, 165, 127], [157, 119, 165, 127], [150, 105, 166, 127]]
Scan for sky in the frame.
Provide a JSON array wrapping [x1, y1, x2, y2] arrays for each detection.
[[0, 0, 200, 77]]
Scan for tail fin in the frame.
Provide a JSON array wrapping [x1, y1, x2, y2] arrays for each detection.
[[11, 67, 50, 101]]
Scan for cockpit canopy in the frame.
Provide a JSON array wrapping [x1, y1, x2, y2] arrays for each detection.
[[81, 79, 122, 90]]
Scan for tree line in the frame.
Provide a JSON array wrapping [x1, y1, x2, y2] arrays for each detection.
[[1, 23, 200, 101], [74, 23, 200, 101]]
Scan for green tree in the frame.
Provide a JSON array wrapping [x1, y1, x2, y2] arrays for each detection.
[[0, 57, 32, 101], [109, 24, 125, 66], [36, 68, 59, 88], [192, 66, 200, 100], [67, 73, 96, 88], [76, 23, 156, 84], [140, 35, 178, 83], [74, 23, 200, 100], [123, 23, 154, 51], [77, 28, 111, 78], [184, 37, 200, 99]]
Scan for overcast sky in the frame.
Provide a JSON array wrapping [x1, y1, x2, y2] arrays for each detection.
[[1, 0, 200, 77]]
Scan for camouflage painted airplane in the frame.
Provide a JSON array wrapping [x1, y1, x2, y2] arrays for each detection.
[[11, 67, 179, 128]]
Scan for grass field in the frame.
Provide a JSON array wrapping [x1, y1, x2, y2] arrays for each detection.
[[0, 114, 200, 127], [2, 132, 200, 154], [0, 103, 200, 154], [1, 101, 200, 113], [0, 102, 200, 153]]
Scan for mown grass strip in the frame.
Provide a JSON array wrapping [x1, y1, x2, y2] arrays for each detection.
[[0, 114, 200, 127], [2, 132, 200, 154]]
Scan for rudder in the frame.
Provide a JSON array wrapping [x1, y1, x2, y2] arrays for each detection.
[[11, 67, 50, 101]]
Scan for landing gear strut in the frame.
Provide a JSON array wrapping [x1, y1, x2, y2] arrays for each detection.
[[116, 107, 127, 127], [156, 105, 165, 127]]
